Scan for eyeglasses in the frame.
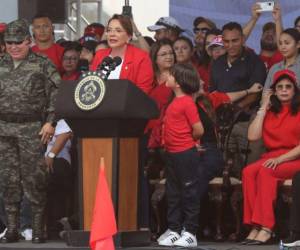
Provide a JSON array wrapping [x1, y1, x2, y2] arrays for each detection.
[[157, 52, 174, 57], [106, 28, 126, 34], [63, 56, 78, 61], [5, 40, 24, 45], [275, 84, 294, 90], [193, 27, 210, 34]]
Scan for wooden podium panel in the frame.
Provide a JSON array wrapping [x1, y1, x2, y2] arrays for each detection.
[[81, 138, 139, 231]]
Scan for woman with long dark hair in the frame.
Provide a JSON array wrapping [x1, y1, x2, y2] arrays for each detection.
[[147, 39, 175, 149], [197, 29, 223, 92], [242, 69, 300, 245]]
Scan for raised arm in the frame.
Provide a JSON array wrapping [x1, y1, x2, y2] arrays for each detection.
[[247, 90, 272, 141], [272, 3, 283, 45], [130, 18, 150, 53], [226, 83, 263, 102], [243, 3, 261, 41]]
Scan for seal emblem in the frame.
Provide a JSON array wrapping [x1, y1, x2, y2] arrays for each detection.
[[74, 72, 106, 111]]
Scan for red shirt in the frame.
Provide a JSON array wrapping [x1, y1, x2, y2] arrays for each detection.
[[163, 95, 200, 153], [62, 72, 80, 81], [208, 91, 230, 109], [198, 64, 211, 92], [32, 43, 64, 74], [146, 81, 172, 148], [91, 44, 153, 94], [263, 105, 300, 155], [260, 50, 283, 71]]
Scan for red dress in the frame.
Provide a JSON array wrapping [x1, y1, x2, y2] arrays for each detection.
[[243, 105, 300, 229]]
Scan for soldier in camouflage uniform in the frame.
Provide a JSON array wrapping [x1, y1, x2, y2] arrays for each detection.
[[0, 19, 60, 243]]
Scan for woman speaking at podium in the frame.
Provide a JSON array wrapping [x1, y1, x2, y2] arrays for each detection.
[[91, 14, 153, 94]]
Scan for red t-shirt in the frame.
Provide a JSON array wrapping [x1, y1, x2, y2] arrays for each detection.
[[260, 50, 283, 71], [163, 95, 200, 153], [62, 72, 80, 81], [32, 43, 64, 74], [263, 105, 300, 155]]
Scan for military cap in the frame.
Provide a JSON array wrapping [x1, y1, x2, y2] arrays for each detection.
[[4, 19, 31, 42]]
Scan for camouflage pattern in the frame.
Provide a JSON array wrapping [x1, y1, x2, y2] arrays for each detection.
[[4, 19, 31, 42], [0, 50, 61, 211], [0, 51, 60, 123]]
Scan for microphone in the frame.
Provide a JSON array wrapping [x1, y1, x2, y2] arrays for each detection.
[[97, 56, 123, 80], [77, 59, 89, 73], [109, 56, 122, 71], [99, 56, 113, 70]]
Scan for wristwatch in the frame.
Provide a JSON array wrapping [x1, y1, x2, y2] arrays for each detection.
[[47, 152, 56, 159]]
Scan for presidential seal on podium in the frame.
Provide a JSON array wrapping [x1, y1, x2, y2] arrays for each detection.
[[74, 72, 106, 111]]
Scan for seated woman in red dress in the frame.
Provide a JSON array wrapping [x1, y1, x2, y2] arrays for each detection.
[[242, 69, 300, 245]]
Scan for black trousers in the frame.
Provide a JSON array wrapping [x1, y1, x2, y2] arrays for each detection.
[[47, 158, 73, 233], [290, 171, 300, 233], [166, 147, 203, 235]]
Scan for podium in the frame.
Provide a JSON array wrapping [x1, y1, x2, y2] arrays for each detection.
[[55, 78, 158, 245]]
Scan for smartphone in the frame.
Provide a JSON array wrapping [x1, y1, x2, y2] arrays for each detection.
[[257, 1, 275, 12]]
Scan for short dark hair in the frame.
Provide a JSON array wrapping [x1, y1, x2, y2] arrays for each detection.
[[174, 36, 193, 51], [32, 13, 53, 23], [222, 22, 243, 35], [107, 14, 133, 36], [193, 16, 217, 29], [262, 22, 275, 33], [63, 41, 81, 56], [169, 63, 200, 94], [294, 16, 300, 27]]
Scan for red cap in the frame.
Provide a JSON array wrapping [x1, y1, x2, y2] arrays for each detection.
[[272, 69, 297, 87], [0, 23, 6, 33], [84, 25, 104, 38]]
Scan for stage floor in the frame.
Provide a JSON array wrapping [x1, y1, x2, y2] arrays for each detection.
[[0, 240, 283, 250]]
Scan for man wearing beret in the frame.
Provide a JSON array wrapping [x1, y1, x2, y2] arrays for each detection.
[[0, 19, 60, 243]]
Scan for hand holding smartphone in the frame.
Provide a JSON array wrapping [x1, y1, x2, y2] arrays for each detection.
[[257, 1, 275, 12]]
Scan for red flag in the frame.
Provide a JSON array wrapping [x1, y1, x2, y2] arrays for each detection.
[[90, 157, 117, 250]]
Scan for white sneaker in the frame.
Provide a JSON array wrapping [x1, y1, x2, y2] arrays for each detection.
[[21, 228, 32, 241], [158, 231, 180, 246], [174, 231, 197, 247], [0, 228, 7, 239], [157, 229, 171, 242]]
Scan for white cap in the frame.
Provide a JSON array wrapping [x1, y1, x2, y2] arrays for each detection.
[[207, 35, 224, 49], [147, 17, 184, 32]]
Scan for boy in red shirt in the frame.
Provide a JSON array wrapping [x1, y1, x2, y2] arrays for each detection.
[[158, 63, 204, 247]]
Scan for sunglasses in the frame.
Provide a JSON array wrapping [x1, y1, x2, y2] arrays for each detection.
[[193, 27, 210, 34], [5, 40, 24, 45], [275, 84, 294, 90]]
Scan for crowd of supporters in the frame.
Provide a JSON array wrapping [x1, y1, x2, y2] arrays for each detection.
[[0, 2, 300, 248]]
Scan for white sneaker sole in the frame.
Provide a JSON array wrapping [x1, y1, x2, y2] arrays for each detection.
[[283, 240, 300, 247]]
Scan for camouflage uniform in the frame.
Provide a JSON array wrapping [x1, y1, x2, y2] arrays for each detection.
[[0, 19, 60, 243]]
